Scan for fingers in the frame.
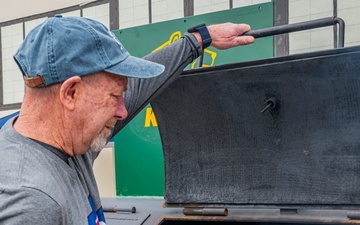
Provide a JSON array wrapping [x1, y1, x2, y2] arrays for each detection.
[[235, 35, 255, 45], [235, 23, 252, 36], [233, 24, 255, 46], [229, 23, 255, 46], [234, 24, 255, 45], [213, 36, 255, 50], [208, 22, 255, 50]]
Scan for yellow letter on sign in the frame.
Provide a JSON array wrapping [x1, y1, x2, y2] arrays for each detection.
[[145, 107, 158, 127]]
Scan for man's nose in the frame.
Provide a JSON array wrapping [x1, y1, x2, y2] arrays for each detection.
[[115, 97, 128, 120]]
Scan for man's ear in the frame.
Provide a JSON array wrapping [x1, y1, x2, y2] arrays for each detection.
[[59, 76, 82, 111]]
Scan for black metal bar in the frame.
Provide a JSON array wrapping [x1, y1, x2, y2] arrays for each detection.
[[198, 51, 204, 68], [103, 206, 136, 213], [243, 16, 345, 48], [197, 17, 345, 68], [333, 0, 338, 48], [334, 17, 345, 47]]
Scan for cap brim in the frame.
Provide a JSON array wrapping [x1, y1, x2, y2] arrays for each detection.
[[105, 55, 165, 79]]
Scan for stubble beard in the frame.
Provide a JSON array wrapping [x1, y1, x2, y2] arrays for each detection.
[[89, 119, 116, 153], [89, 132, 108, 153]]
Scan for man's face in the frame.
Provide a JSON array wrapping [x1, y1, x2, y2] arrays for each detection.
[[74, 72, 128, 154]]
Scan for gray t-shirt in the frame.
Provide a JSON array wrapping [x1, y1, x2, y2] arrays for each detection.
[[0, 33, 200, 224]]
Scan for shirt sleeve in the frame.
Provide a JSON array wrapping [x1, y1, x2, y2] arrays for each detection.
[[0, 188, 63, 225], [112, 33, 201, 135]]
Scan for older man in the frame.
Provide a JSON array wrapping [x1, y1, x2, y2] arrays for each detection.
[[0, 15, 254, 224]]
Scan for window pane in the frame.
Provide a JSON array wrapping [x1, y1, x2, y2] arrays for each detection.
[[1, 23, 24, 105], [289, 0, 333, 54], [62, 10, 81, 17], [152, 0, 183, 23], [25, 17, 47, 36], [233, 0, 271, 8], [119, 0, 149, 29], [194, 0, 229, 15], [338, 0, 360, 47], [83, 3, 110, 28]]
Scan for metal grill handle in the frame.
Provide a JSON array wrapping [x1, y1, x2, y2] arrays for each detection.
[[197, 17, 345, 68], [243, 16, 345, 48]]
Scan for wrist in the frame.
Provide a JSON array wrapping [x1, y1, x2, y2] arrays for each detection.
[[187, 23, 212, 49], [192, 32, 202, 47]]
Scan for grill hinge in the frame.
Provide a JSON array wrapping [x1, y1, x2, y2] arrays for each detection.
[[280, 208, 298, 215], [347, 210, 360, 220], [183, 207, 228, 216]]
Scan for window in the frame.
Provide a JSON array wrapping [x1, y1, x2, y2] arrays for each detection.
[[0, 0, 110, 111], [1, 23, 24, 105]]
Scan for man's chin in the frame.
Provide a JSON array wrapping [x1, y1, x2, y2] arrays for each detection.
[[89, 135, 108, 153], [90, 147, 105, 153]]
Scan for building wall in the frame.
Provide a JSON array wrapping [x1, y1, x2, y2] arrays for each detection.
[[289, 0, 360, 54], [0, 0, 85, 23], [337, 0, 360, 47]]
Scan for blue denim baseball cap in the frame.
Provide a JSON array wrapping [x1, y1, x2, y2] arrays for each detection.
[[14, 14, 165, 87]]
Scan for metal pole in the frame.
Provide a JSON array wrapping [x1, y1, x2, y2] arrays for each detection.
[[148, 0, 152, 24], [333, 0, 338, 48], [244, 17, 345, 48]]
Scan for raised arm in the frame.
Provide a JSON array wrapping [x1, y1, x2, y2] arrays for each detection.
[[113, 23, 255, 135]]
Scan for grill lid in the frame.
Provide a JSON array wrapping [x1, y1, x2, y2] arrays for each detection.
[[151, 45, 360, 209]]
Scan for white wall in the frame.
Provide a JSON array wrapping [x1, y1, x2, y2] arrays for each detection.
[[337, 0, 360, 47], [0, 109, 18, 118], [0, 0, 88, 23], [289, 0, 360, 54], [93, 146, 117, 197], [194, 0, 270, 15], [152, 0, 183, 23]]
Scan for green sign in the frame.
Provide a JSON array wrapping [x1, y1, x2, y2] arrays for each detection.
[[114, 2, 274, 197]]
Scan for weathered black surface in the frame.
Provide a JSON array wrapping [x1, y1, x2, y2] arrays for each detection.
[[102, 197, 356, 225], [151, 46, 360, 208]]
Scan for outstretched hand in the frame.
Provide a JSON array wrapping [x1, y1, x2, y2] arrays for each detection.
[[193, 23, 255, 50]]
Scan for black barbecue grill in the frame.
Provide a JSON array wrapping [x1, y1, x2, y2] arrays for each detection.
[[104, 17, 360, 225]]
